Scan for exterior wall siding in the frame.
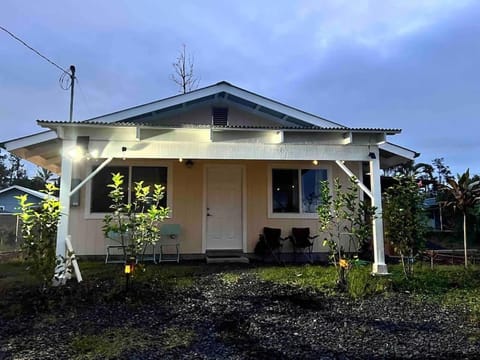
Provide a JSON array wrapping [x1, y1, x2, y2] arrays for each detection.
[[68, 159, 363, 256], [0, 190, 43, 213]]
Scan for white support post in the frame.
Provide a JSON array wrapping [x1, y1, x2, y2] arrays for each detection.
[[56, 140, 74, 257], [370, 149, 388, 275]]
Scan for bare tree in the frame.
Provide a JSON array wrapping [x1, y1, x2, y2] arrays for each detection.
[[170, 44, 199, 94]]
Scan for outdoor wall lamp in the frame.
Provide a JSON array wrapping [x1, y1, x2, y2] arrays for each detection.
[[68, 136, 98, 161], [368, 152, 376, 159], [185, 159, 194, 168]]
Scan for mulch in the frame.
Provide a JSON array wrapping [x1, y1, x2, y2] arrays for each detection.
[[0, 264, 479, 359]]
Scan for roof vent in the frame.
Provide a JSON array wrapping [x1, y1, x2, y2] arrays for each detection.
[[212, 107, 228, 126]]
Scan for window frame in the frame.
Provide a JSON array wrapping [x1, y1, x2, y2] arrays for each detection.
[[267, 163, 331, 219], [85, 163, 173, 219]]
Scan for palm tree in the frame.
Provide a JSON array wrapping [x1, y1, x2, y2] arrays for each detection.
[[34, 167, 55, 187], [443, 169, 480, 268]]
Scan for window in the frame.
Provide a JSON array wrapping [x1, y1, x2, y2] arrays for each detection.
[[90, 165, 168, 213], [271, 167, 328, 216]]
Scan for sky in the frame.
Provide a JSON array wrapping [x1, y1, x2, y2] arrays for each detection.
[[1, 0, 479, 176]]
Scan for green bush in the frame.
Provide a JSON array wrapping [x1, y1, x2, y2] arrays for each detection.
[[15, 183, 60, 287]]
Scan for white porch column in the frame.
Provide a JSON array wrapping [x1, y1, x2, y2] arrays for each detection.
[[370, 149, 388, 274], [56, 140, 74, 257]]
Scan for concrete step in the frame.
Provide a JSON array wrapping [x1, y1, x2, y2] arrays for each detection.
[[206, 255, 250, 264], [205, 249, 249, 264]]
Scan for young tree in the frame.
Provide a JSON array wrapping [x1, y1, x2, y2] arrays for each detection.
[[443, 169, 480, 268], [170, 44, 199, 94], [102, 173, 170, 264], [318, 177, 376, 288], [16, 183, 60, 288], [383, 174, 428, 278]]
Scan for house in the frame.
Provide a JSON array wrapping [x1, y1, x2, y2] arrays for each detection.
[[0, 185, 53, 213], [0, 185, 57, 247], [1, 82, 418, 273]]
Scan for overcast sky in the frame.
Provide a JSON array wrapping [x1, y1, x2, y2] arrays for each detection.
[[1, 0, 479, 176]]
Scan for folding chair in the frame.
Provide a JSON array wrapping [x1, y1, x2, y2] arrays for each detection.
[[289, 227, 318, 263], [158, 224, 181, 263], [256, 227, 285, 264], [105, 231, 127, 264]]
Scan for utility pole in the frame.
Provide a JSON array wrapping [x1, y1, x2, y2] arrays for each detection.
[[69, 65, 75, 122]]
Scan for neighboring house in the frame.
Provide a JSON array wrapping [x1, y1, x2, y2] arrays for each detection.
[[0, 185, 51, 213], [1, 82, 417, 274]]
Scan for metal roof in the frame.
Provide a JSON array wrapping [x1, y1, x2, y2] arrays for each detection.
[[37, 120, 401, 134]]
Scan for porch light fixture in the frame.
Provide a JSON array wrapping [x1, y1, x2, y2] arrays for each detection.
[[67, 136, 99, 161], [368, 152, 376, 159], [312, 160, 319, 166], [185, 159, 194, 168], [122, 146, 127, 160]]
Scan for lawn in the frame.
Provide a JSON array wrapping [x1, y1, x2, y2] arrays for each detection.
[[0, 259, 479, 359]]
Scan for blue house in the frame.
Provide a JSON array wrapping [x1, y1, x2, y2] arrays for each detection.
[[0, 185, 53, 213]]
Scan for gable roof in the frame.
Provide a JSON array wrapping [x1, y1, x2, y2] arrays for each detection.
[[81, 81, 344, 128], [0, 185, 55, 201], [1, 81, 418, 172]]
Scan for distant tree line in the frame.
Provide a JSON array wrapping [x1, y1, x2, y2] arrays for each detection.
[[0, 149, 57, 190]]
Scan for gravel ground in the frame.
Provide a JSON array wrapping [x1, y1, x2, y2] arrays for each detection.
[[0, 265, 479, 359]]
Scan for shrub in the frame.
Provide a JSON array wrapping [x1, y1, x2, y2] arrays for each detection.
[[15, 183, 60, 287]]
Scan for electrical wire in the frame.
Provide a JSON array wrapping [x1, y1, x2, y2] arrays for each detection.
[[0, 25, 70, 75], [59, 71, 72, 90], [75, 78, 93, 116], [1, 25, 77, 94]]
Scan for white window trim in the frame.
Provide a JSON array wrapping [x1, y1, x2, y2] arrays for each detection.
[[84, 162, 174, 220], [267, 163, 332, 219]]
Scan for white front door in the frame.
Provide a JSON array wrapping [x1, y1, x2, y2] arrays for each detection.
[[206, 165, 243, 250]]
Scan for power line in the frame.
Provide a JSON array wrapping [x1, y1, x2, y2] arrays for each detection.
[[0, 25, 70, 75], [76, 78, 93, 116], [1, 25, 78, 121]]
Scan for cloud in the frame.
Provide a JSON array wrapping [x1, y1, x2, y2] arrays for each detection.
[[294, 0, 474, 52]]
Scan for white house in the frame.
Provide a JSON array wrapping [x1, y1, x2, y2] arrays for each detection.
[[1, 82, 417, 273]]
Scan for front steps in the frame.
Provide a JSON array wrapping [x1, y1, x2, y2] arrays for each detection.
[[205, 250, 250, 264]]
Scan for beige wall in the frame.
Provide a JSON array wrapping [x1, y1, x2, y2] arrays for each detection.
[[68, 159, 362, 256]]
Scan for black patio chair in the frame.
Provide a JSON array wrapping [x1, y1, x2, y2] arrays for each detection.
[[289, 227, 318, 263], [255, 227, 285, 264]]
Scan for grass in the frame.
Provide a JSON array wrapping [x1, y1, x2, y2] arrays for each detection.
[[71, 327, 152, 359], [256, 264, 338, 294], [1, 259, 480, 357], [256, 262, 480, 322], [161, 326, 197, 350], [220, 272, 241, 285], [2, 259, 480, 323], [0, 260, 38, 288]]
